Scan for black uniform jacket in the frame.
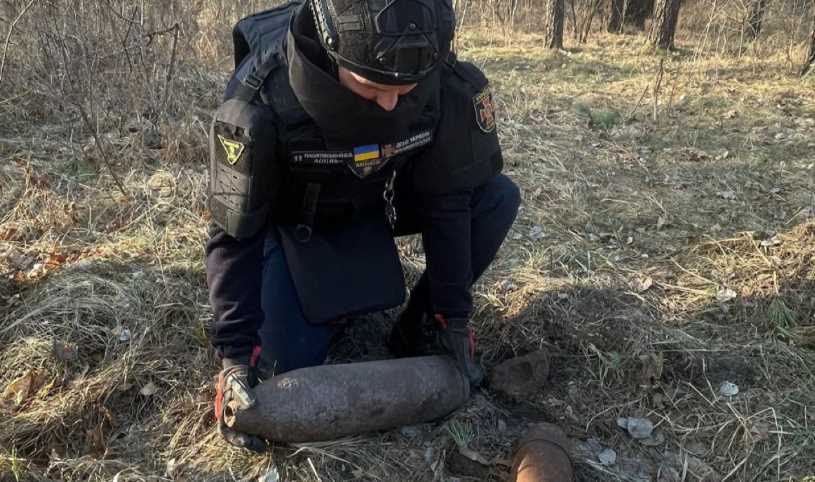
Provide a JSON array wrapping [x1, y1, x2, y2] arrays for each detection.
[[206, 5, 502, 359]]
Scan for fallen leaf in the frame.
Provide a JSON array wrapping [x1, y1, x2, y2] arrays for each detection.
[[760, 236, 782, 247], [2, 370, 39, 407], [750, 422, 770, 442], [638, 352, 664, 386], [53, 340, 78, 362], [632, 276, 653, 293], [26, 262, 48, 279], [458, 446, 491, 466], [716, 288, 737, 303]]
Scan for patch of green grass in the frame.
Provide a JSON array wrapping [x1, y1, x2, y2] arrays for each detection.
[[768, 297, 797, 341], [446, 419, 475, 448], [575, 102, 622, 130], [1, 447, 27, 482]]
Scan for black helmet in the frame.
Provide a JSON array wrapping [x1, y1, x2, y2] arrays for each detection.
[[310, 0, 454, 85]]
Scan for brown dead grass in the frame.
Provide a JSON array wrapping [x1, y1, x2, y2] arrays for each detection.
[[2, 1, 815, 481]]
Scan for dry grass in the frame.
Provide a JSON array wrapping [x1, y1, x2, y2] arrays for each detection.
[[2, 1, 815, 481]]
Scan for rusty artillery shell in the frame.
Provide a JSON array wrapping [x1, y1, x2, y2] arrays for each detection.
[[225, 356, 470, 443], [511, 423, 574, 482]]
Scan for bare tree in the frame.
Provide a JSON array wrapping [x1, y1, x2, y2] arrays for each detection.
[[545, 0, 565, 49], [803, 2, 815, 76], [649, 0, 682, 50], [744, 0, 770, 40], [608, 0, 653, 32], [609, 0, 626, 32]]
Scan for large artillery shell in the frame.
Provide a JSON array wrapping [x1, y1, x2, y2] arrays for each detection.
[[225, 356, 469, 443]]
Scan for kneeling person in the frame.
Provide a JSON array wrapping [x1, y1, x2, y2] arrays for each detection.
[[206, 0, 520, 450]]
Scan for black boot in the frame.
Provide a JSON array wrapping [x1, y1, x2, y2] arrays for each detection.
[[387, 306, 436, 357]]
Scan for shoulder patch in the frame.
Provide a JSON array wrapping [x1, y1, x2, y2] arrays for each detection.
[[218, 135, 246, 165], [473, 89, 496, 133]]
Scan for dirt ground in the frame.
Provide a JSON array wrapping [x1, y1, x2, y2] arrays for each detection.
[[1, 18, 815, 482]]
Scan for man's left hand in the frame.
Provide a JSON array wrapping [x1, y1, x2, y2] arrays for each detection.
[[214, 346, 266, 452]]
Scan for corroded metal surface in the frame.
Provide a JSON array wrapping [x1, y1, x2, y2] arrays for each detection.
[[225, 356, 469, 443]]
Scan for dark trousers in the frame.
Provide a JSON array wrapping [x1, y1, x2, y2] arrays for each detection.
[[258, 174, 520, 374]]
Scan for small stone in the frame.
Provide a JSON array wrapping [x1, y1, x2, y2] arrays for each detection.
[[639, 430, 665, 446], [618, 417, 654, 439], [584, 437, 604, 454], [140, 382, 158, 397], [489, 350, 551, 400], [717, 190, 736, 200], [118, 327, 131, 342], [716, 288, 737, 303], [257, 467, 280, 482], [497, 419, 507, 432], [529, 225, 545, 241], [424, 447, 434, 465], [500, 279, 518, 291], [400, 425, 421, 439], [719, 381, 739, 397], [598, 448, 617, 466]]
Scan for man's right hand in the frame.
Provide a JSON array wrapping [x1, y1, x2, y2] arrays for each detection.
[[435, 315, 485, 388], [214, 346, 266, 452]]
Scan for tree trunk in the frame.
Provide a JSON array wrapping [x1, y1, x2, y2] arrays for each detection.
[[744, 0, 770, 40], [609, 0, 625, 33], [803, 4, 815, 76], [544, 0, 565, 49], [650, 0, 682, 50], [628, 0, 653, 30]]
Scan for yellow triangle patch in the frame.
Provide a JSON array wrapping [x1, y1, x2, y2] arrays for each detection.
[[217, 135, 245, 165]]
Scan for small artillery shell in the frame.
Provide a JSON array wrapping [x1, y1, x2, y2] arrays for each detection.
[[225, 356, 469, 443], [511, 423, 574, 482]]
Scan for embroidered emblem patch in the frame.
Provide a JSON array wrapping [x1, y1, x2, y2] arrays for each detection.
[[473, 90, 496, 133], [217, 135, 245, 165]]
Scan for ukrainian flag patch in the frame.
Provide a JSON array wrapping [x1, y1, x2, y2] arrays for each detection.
[[353, 144, 380, 163]]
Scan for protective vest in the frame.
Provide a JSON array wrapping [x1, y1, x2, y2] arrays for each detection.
[[209, 1, 502, 241]]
